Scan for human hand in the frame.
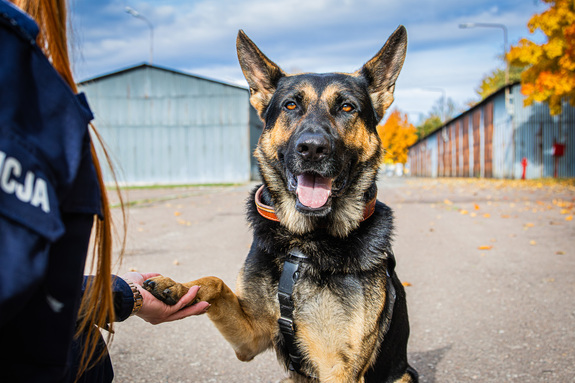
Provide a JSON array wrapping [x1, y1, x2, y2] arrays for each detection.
[[121, 272, 210, 325]]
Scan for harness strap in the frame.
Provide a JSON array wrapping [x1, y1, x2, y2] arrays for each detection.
[[382, 269, 396, 336], [379, 247, 397, 337], [277, 248, 397, 379], [277, 249, 309, 376]]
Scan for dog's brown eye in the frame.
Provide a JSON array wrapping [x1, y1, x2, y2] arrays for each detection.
[[285, 102, 297, 110], [341, 104, 354, 113]]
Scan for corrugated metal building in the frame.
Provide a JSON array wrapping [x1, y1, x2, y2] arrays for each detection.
[[408, 83, 574, 179], [78, 64, 263, 185]]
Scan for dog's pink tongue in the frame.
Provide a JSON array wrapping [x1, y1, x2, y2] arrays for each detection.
[[296, 174, 332, 209]]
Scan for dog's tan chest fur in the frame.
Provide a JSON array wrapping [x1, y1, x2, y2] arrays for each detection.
[[292, 279, 387, 381]]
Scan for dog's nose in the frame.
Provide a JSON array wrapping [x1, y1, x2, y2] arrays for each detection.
[[295, 132, 330, 161]]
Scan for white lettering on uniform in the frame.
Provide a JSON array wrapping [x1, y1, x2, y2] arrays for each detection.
[[16, 171, 34, 202], [1, 156, 20, 193], [31, 178, 50, 213], [0, 150, 51, 213]]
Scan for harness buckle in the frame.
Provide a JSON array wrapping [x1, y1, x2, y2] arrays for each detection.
[[278, 316, 295, 333]]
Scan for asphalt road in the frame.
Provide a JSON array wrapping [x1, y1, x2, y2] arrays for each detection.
[[106, 177, 575, 383]]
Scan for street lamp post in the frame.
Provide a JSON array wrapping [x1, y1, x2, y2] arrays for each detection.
[[459, 22, 511, 114], [125, 6, 154, 64]]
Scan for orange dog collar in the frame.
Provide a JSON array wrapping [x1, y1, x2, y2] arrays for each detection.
[[255, 185, 377, 223]]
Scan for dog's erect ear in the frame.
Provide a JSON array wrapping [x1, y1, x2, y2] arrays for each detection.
[[357, 26, 407, 121], [237, 30, 285, 118]]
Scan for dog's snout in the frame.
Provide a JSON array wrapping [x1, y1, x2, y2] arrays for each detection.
[[295, 132, 330, 161]]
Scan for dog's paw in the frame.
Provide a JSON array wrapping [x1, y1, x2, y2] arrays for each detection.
[[143, 276, 194, 306]]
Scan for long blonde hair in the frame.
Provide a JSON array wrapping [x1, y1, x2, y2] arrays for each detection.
[[11, 0, 125, 379]]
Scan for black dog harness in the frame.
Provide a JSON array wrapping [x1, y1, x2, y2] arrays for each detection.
[[277, 248, 397, 378], [277, 249, 309, 376]]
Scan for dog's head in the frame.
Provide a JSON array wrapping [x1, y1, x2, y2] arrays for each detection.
[[238, 27, 407, 237]]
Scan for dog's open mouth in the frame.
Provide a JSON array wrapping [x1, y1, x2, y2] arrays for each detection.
[[297, 173, 332, 209], [288, 171, 333, 211]]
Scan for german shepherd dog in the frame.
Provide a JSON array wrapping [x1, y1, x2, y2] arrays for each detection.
[[144, 26, 418, 383]]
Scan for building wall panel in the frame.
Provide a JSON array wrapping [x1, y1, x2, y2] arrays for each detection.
[[472, 109, 481, 177], [428, 134, 438, 178], [512, 86, 575, 179], [461, 115, 470, 176], [80, 65, 252, 185], [484, 102, 494, 178], [455, 123, 460, 176], [449, 123, 456, 176], [492, 91, 514, 178], [437, 127, 450, 177], [408, 83, 574, 180]]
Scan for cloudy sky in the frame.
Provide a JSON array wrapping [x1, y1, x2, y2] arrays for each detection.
[[69, 0, 545, 124]]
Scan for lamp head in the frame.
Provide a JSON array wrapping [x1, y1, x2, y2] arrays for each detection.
[[125, 6, 140, 17]]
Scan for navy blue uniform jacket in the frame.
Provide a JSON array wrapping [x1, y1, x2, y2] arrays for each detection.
[[0, 2, 133, 381]]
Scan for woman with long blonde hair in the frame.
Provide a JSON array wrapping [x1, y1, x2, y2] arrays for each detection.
[[0, 0, 209, 381]]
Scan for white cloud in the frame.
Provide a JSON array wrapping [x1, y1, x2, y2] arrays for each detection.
[[72, 0, 544, 121]]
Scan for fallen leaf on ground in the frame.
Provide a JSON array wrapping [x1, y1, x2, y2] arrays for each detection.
[[483, 213, 491, 218], [566, 216, 573, 221], [402, 282, 412, 287], [474, 204, 480, 210], [478, 245, 493, 250], [460, 209, 469, 215], [174, 211, 181, 216], [556, 251, 565, 255], [173, 259, 180, 266], [444, 199, 453, 205], [530, 240, 537, 246]]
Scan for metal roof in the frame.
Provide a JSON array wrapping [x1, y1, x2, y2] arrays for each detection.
[[78, 62, 248, 91]]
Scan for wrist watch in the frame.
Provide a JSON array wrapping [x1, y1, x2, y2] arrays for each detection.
[[125, 279, 143, 316]]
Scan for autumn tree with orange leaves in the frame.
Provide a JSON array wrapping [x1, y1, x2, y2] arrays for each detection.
[[507, 0, 575, 115], [377, 110, 418, 164]]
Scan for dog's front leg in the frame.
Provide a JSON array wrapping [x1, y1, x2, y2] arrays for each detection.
[[143, 275, 273, 361]]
